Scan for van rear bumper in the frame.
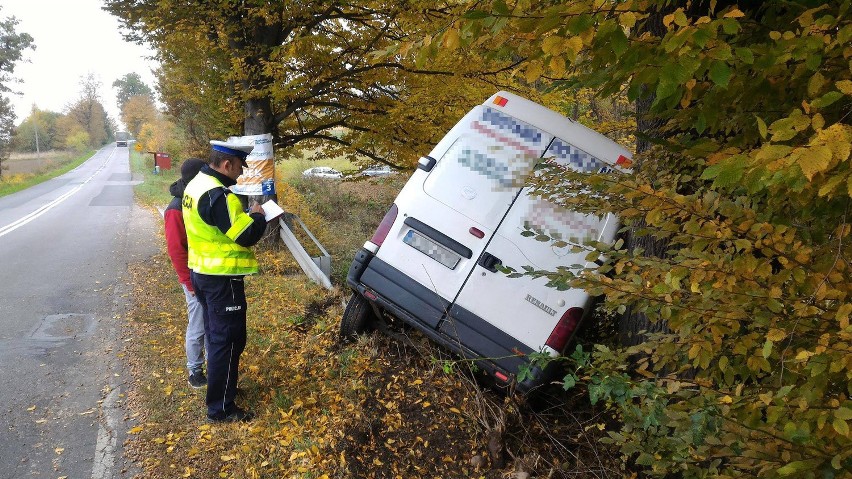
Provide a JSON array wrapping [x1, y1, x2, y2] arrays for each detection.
[[347, 249, 556, 392]]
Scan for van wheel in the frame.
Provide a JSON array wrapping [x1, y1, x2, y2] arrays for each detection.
[[340, 293, 376, 342]]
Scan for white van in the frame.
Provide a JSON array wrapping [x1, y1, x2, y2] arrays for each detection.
[[341, 91, 632, 392]]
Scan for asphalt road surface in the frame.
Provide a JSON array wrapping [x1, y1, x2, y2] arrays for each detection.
[[0, 145, 157, 479]]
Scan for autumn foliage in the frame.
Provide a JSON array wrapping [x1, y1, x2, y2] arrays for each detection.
[[111, 0, 852, 476], [420, 1, 852, 477]]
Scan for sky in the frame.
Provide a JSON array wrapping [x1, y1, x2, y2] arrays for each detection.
[[3, 0, 159, 128]]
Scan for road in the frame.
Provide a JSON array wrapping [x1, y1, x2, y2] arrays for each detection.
[[0, 145, 157, 479]]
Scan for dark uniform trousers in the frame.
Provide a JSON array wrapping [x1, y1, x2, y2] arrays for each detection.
[[190, 271, 247, 419]]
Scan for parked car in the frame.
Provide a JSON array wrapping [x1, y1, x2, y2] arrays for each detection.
[[302, 166, 343, 179], [340, 91, 633, 393], [362, 165, 394, 177]]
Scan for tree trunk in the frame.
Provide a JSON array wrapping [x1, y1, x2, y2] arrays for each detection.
[[244, 96, 279, 242], [618, 11, 671, 348]]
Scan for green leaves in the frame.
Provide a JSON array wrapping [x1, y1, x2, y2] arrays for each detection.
[[708, 61, 731, 88]]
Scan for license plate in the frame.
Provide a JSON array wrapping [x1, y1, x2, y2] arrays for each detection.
[[402, 229, 460, 269]]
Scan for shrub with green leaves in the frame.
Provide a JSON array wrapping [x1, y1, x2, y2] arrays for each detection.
[[437, 1, 852, 477]]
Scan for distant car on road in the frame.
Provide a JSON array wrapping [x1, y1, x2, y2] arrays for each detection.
[[302, 166, 343, 179], [361, 165, 394, 177]]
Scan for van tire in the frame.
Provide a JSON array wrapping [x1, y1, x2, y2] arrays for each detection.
[[340, 293, 376, 342]]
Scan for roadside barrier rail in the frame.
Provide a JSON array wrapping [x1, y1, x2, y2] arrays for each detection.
[[277, 213, 332, 289]]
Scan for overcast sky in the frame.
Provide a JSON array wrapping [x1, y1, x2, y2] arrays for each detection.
[[3, 0, 158, 127]]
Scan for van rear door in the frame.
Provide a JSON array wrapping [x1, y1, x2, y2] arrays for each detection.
[[446, 136, 622, 361], [372, 105, 554, 313]]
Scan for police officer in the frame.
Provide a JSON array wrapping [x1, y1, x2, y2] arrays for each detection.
[[182, 139, 266, 423]]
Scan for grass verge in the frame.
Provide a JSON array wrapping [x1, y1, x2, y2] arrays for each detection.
[[125, 155, 619, 478], [0, 149, 95, 198]]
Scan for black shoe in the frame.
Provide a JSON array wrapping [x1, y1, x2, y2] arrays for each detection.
[[207, 407, 254, 424], [188, 371, 207, 389]]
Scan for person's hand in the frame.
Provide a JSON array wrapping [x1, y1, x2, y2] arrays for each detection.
[[249, 202, 265, 216]]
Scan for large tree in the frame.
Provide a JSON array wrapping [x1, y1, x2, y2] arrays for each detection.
[[112, 72, 154, 112], [65, 73, 111, 147], [104, 1, 508, 168], [121, 93, 158, 139], [0, 6, 34, 176], [12, 107, 63, 153]]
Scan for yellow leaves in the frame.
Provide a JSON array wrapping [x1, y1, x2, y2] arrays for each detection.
[[836, 304, 852, 329], [663, 380, 681, 394], [807, 72, 826, 98], [832, 417, 850, 437], [812, 113, 825, 131], [442, 29, 460, 51], [663, 9, 689, 29], [26, 405, 36, 412], [55, 447, 64, 455], [723, 8, 746, 18], [541, 35, 584, 63], [837, 80, 852, 95], [767, 329, 787, 342], [541, 36, 562, 54], [795, 145, 833, 181], [756, 116, 768, 139], [524, 61, 543, 83], [618, 12, 637, 29], [835, 407, 852, 421], [129, 426, 144, 434], [769, 109, 812, 142]]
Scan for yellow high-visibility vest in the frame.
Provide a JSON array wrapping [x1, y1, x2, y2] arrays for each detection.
[[182, 172, 258, 275]]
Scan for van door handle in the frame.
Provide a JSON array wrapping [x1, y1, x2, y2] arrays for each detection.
[[478, 252, 502, 272]]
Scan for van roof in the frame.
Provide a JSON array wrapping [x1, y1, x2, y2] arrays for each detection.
[[485, 91, 632, 169]]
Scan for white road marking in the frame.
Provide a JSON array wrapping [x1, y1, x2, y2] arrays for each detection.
[[0, 150, 114, 239], [91, 386, 119, 479]]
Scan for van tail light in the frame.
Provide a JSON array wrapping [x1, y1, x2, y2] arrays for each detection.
[[545, 307, 583, 352], [370, 204, 398, 247]]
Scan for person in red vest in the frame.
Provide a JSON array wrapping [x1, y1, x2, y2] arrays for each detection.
[[165, 158, 208, 388]]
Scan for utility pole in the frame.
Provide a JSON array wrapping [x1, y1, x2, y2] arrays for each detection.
[[34, 122, 40, 159], [31, 105, 40, 161]]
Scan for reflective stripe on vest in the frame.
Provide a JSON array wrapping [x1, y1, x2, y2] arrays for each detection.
[[182, 172, 258, 275]]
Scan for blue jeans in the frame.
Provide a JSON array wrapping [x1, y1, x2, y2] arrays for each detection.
[[182, 284, 206, 374]]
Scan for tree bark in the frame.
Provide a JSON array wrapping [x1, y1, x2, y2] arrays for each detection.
[[618, 11, 671, 348]]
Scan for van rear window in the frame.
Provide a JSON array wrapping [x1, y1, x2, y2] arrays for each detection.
[[447, 107, 550, 189], [545, 138, 606, 173]]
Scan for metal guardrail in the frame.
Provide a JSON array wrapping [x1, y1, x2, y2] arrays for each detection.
[[277, 213, 333, 289]]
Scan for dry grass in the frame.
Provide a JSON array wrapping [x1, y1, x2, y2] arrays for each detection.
[[5, 150, 76, 174], [0, 149, 93, 197]]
